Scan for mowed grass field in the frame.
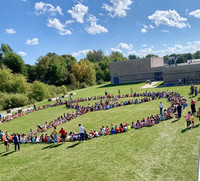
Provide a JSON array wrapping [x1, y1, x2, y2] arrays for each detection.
[[0, 82, 200, 181]]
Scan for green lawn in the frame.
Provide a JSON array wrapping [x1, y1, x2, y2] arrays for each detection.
[[0, 82, 200, 181]]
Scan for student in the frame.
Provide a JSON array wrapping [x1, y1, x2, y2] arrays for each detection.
[[106, 126, 110, 135], [13, 134, 20, 151], [94, 131, 99, 137], [59, 127, 66, 144], [53, 127, 59, 144], [110, 124, 114, 130], [159, 102, 163, 115], [191, 114, 195, 127], [4, 138, 9, 152], [79, 124, 85, 142], [177, 103, 182, 120], [111, 128, 115, 134], [119, 126, 123, 133], [115, 125, 119, 133], [186, 111, 191, 129], [131, 122, 136, 128], [191, 99, 196, 115]]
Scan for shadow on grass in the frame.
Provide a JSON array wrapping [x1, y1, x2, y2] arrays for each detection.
[[181, 124, 200, 133], [99, 82, 143, 88], [1, 151, 15, 157], [66, 142, 80, 149], [42, 143, 62, 150], [171, 119, 179, 123], [0, 151, 6, 155]]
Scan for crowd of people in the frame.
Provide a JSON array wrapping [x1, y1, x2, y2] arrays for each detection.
[[0, 89, 192, 152], [0, 93, 133, 124]]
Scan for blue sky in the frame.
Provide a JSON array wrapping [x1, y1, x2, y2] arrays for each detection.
[[0, 0, 200, 65]]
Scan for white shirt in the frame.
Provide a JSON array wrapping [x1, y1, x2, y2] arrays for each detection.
[[79, 126, 84, 133], [159, 103, 163, 108]]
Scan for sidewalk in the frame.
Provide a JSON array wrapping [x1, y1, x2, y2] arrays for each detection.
[[140, 81, 160, 89]]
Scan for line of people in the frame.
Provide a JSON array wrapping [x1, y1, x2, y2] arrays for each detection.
[[0, 90, 189, 151]]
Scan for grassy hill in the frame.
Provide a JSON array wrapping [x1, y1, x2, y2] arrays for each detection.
[[0, 82, 200, 181]]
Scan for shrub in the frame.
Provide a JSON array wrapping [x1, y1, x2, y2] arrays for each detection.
[[31, 81, 49, 101], [0, 93, 29, 110], [97, 79, 104, 85], [80, 82, 88, 89]]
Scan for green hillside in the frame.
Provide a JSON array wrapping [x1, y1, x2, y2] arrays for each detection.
[[0, 82, 199, 181]]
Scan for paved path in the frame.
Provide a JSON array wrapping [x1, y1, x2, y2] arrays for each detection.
[[140, 81, 160, 89]]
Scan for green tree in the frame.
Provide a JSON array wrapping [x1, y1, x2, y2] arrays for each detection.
[[71, 60, 96, 85], [31, 81, 49, 101], [69, 73, 77, 86], [0, 65, 27, 93], [109, 51, 127, 62], [145, 54, 158, 58], [26, 64, 37, 82], [36, 56, 51, 82], [86, 50, 104, 62], [193, 50, 200, 59], [2, 52, 27, 75], [128, 54, 138, 59], [60, 85, 67, 94], [49, 61, 62, 85]]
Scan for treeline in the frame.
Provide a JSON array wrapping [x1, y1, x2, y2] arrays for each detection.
[[0, 44, 128, 87], [0, 44, 127, 110], [1, 42, 200, 110]]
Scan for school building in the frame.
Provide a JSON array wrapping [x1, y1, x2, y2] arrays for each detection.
[[110, 57, 200, 85]]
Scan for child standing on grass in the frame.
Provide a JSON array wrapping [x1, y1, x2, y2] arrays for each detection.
[[191, 114, 195, 127], [59, 127, 66, 144], [53, 127, 58, 144], [186, 111, 191, 129], [4, 137, 9, 152], [13, 134, 20, 151]]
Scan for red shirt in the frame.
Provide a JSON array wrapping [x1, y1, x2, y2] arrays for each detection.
[[44, 136, 48, 142], [59, 129, 66, 136], [119, 127, 123, 133]]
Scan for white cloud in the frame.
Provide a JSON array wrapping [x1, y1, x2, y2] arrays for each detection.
[[26, 38, 39, 45], [155, 41, 200, 55], [18, 51, 27, 56], [65, 20, 75, 25], [35, 2, 63, 16], [6, 28, 16, 34], [142, 44, 147, 47], [148, 9, 189, 28], [117, 43, 133, 50], [128, 41, 200, 58], [161, 30, 169, 32], [68, 3, 88, 23], [141, 28, 147, 33], [163, 44, 168, 47], [47, 18, 72, 35], [189, 9, 200, 19], [149, 25, 154, 29], [72, 49, 92, 57], [111, 48, 122, 53], [102, 0, 132, 18], [85, 15, 108, 35], [140, 24, 155, 33]]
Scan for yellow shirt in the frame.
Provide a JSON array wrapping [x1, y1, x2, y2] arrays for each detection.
[[53, 129, 58, 135]]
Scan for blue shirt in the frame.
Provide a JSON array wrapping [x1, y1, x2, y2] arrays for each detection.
[[13, 136, 18, 144]]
